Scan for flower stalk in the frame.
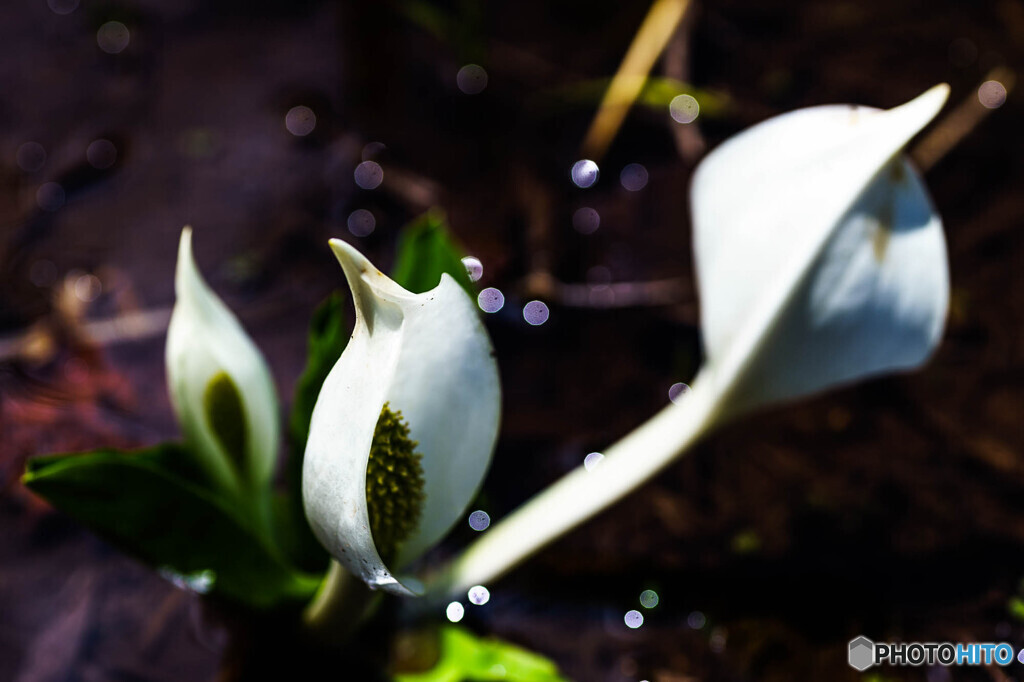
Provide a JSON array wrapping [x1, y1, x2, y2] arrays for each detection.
[[428, 84, 952, 599]]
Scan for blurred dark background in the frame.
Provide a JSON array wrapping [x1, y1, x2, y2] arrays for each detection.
[[2, 0, 1023, 680]]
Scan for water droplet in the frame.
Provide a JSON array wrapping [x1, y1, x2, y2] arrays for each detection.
[[670, 94, 700, 124], [456, 64, 488, 94], [467, 585, 490, 605], [583, 452, 604, 472], [668, 382, 690, 404], [571, 159, 600, 188], [624, 610, 644, 629], [462, 256, 483, 282], [639, 589, 659, 609], [97, 21, 130, 55], [74, 274, 101, 302], [446, 601, 465, 623], [978, 80, 1007, 109], [354, 160, 384, 190], [47, 0, 80, 15], [709, 627, 727, 652], [16, 142, 46, 172], [477, 287, 504, 313], [620, 163, 648, 191], [587, 265, 612, 285], [523, 300, 549, 326], [347, 209, 375, 237], [159, 567, 216, 594], [36, 182, 65, 212], [572, 207, 600, 234], [468, 510, 490, 531], [86, 139, 117, 169], [285, 106, 317, 136]]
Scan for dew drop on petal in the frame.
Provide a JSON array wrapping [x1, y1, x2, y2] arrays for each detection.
[[16, 142, 46, 172], [978, 80, 1007, 109], [456, 64, 488, 94], [477, 287, 504, 313], [86, 139, 117, 169], [572, 207, 600, 234], [620, 163, 648, 191], [468, 510, 491, 531], [36, 182, 65, 212], [670, 94, 700, 124], [354, 160, 383, 189], [523, 300, 549, 326], [285, 106, 316, 136], [688, 611, 706, 629], [347, 209, 375, 237], [571, 159, 599, 188], [624, 610, 644, 629], [462, 256, 483, 282], [668, 382, 690, 404], [583, 452, 604, 471], [467, 585, 490, 605], [446, 601, 465, 623], [97, 21, 130, 54], [639, 589, 659, 609]]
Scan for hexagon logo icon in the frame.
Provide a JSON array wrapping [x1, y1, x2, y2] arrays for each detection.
[[848, 636, 875, 671]]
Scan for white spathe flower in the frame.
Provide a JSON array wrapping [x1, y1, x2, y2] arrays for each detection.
[[302, 240, 501, 596], [166, 227, 280, 495], [436, 85, 953, 596], [691, 83, 951, 420]]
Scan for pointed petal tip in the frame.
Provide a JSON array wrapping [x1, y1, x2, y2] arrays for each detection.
[[890, 83, 950, 129], [328, 238, 372, 272]]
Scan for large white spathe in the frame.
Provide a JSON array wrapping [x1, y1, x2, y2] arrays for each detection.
[[166, 227, 280, 495], [691, 84, 950, 419], [436, 86, 952, 596], [302, 240, 501, 596]]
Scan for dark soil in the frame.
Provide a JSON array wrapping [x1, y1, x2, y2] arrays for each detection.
[[2, 0, 1024, 680]]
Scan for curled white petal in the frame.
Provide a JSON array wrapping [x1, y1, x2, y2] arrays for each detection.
[[691, 84, 950, 418], [303, 240, 501, 596], [436, 86, 953, 596], [166, 227, 280, 492]]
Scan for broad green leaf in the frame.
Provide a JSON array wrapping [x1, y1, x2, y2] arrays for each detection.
[[394, 626, 569, 682], [281, 292, 348, 572], [391, 210, 474, 296], [23, 445, 320, 609]]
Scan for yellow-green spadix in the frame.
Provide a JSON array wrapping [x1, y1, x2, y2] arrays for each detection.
[[166, 227, 280, 495], [303, 240, 501, 596]]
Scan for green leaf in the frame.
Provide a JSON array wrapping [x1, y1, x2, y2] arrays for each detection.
[[283, 292, 348, 571], [391, 210, 474, 296], [394, 626, 570, 682], [23, 445, 320, 610]]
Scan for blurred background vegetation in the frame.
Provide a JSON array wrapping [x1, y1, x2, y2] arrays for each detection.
[[1, 0, 1023, 680]]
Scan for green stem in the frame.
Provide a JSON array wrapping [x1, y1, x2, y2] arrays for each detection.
[[304, 560, 381, 646], [425, 369, 721, 599]]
